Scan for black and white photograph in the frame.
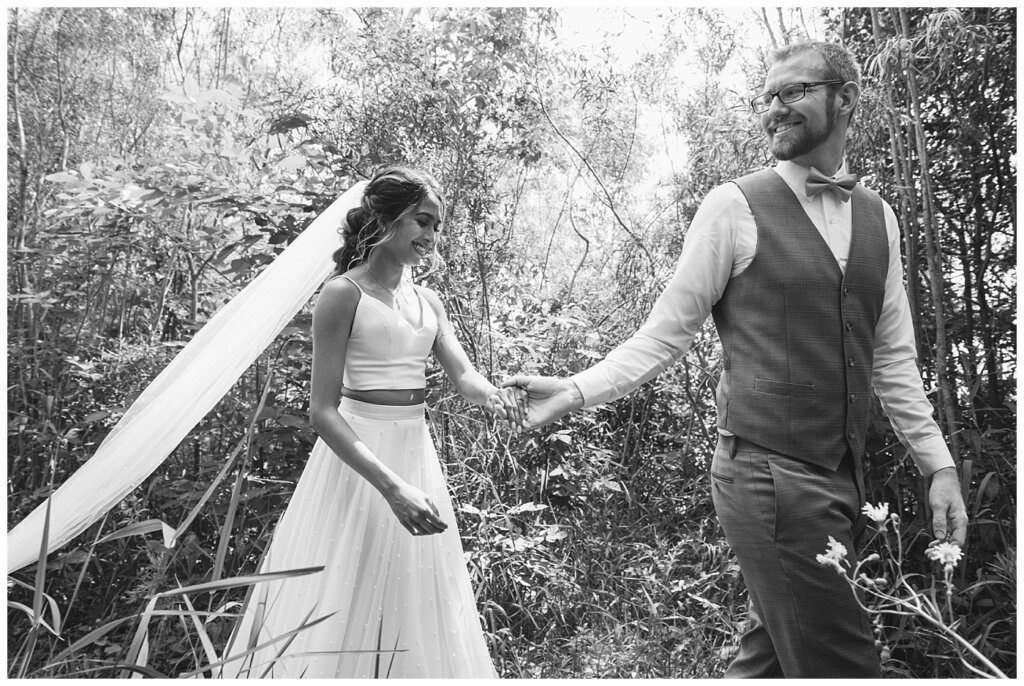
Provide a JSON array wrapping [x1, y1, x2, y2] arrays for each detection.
[[6, 6, 1015, 679]]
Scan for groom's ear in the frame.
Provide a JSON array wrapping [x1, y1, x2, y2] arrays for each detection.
[[837, 81, 860, 126]]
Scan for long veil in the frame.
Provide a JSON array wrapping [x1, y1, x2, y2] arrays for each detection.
[[7, 181, 367, 574]]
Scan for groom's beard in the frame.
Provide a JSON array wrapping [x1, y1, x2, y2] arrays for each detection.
[[770, 99, 838, 161]]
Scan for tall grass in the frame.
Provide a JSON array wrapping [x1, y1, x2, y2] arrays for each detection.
[[7, 346, 1016, 679]]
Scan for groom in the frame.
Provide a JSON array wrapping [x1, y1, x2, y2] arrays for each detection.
[[504, 41, 967, 677]]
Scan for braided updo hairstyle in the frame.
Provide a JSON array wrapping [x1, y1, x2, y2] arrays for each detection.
[[331, 166, 445, 277]]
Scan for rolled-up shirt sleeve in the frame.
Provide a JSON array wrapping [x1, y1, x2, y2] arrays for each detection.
[[871, 201, 955, 476], [570, 184, 744, 406]]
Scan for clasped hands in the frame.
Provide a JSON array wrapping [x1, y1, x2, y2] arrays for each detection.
[[486, 375, 583, 432]]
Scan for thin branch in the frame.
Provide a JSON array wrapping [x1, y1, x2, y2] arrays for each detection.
[[565, 197, 590, 302], [536, 92, 656, 275]]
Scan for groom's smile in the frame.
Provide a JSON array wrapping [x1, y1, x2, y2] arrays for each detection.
[[770, 120, 801, 135]]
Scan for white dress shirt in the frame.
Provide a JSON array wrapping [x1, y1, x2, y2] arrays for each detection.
[[571, 161, 954, 476]]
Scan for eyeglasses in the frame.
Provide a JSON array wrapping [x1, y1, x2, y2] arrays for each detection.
[[749, 80, 844, 114]]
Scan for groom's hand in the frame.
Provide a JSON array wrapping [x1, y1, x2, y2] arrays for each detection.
[[928, 466, 968, 549], [501, 376, 584, 430]]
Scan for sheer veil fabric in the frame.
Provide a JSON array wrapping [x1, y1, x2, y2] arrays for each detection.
[[7, 181, 367, 574]]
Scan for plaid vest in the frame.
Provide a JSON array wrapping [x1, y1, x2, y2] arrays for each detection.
[[711, 169, 888, 470]]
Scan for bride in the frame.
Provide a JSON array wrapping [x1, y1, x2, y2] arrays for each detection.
[[219, 166, 519, 678]]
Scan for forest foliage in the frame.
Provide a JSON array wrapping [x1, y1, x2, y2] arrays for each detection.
[[7, 6, 1016, 678]]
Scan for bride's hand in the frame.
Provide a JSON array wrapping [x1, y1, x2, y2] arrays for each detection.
[[383, 481, 447, 536], [486, 386, 526, 430], [501, 375, 584, 430]]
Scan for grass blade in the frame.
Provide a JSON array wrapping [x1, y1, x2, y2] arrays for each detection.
[[157, 565, 324, 598], [121, 595, 159, 678], [244, 584, 267, 670], [215, 554, 271, 676], [213, 456, 248, 583], [8, 601, 57, 635], [385, 627, 401, 677], [374, 613, 383, 677], [238, 577, 268, 676], [258, 605, 320, 678], [111, 566, 322, 677], [168, 370, 273, 551], [211, 369, 274, 581], [111, 661, 166, 679], [168, 438, 245, 550], [16, 495, 53, 678], [96, 519, 175, 547], [179, 610, 337, 678], [31, 662, 168, 679], [16, 628, 40, 679], [46, 616, 134, 665], [181, 593, 220, 670], [8, 578, 61, 636], [131, 632, 150, 679], [65, 513, 108, 626], [31, 496, 52, 625], [45, 604, 242, 670]]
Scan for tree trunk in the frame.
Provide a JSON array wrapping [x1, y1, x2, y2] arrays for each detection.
[[896, 8, 960, 461], [869, 10, 924, 353], [976, 51, 1007, 413], [151, 251, 178, 344], [9, 9, 35, 337], [973, 185, 1001, 411]]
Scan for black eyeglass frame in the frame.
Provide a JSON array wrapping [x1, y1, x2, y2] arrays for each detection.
[[749, 80, 845, 114]]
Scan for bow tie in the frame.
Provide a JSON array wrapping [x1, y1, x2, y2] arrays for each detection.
[[805, 167, 860, 202]]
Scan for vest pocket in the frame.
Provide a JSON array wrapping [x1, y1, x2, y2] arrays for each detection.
[[753, 377, 816, 398]]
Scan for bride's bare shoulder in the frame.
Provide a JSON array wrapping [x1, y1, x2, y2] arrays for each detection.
[[315, 275, 361, 319], [320, 273, 362, 298]]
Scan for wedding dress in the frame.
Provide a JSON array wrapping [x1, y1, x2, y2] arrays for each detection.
[[220, 275, 496, 677], [220, 398, 496, 678]]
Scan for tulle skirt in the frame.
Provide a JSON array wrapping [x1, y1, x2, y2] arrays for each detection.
[[221, 398, 496, 678]]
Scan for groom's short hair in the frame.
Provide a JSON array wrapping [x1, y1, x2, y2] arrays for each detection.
[[771, 40, 861, 87]]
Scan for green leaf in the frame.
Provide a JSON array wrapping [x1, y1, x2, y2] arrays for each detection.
[[43, 172, 85, 187], [508, 502, 548, 515], [277, 154, 307, 171]]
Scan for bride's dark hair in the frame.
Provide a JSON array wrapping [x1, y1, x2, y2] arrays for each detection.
[[331, 166, 445, 276]]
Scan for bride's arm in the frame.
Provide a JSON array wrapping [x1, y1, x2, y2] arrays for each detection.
[[309, 278, 447, 535], [420, 287, 523, 425]]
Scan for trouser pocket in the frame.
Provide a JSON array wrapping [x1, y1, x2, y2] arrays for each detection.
[[711, 434, 737, 484]]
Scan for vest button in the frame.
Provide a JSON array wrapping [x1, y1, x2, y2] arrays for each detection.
[[848, 358, 856, 367], [845, 321, 853, 331], [850, 394, 856, 403], [847, 430, 856, 439], [843, 287, 850, 296]]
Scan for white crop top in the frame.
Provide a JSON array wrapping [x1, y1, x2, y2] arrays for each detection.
[[339, 276, 438, 390]]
